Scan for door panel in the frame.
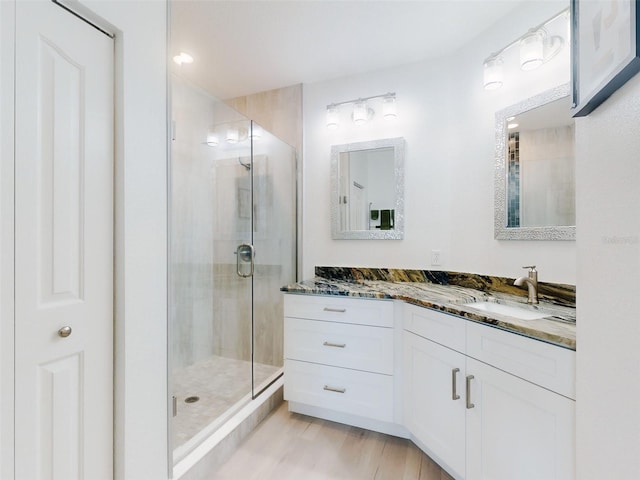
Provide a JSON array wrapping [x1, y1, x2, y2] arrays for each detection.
[[250, 124, 296, 395], [14, 2, 114, 479], [466, 358, 576, 480], [404, 331, 466, 478], [38, 37, 85, 306]]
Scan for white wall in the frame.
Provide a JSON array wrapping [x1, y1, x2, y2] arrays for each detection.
[[0, 2, 15, 478], [575, 73, 640, 479], [302, 1, 576, 284], [73, 1, 169, 479]]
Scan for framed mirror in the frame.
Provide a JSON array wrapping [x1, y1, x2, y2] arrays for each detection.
[[331, 137, 405, 240], [494, 84, 576, 240]]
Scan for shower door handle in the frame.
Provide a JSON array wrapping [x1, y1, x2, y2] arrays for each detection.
[[236, 243, 254, 278]]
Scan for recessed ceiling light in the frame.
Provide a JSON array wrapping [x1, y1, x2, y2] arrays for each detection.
[[508, 122, 519, 129]]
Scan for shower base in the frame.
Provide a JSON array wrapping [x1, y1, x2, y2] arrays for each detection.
[[172, 354, 281, 460]]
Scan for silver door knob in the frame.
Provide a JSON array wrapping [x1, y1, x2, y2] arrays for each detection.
[[58, 326, 72, 338]]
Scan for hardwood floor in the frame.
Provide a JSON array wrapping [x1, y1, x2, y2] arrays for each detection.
[[212, 402, 455, 480]]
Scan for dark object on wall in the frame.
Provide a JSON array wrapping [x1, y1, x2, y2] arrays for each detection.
[[380, 209, 395, 230]]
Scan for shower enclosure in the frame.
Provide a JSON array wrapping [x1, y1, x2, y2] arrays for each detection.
[[170, 75, 296, 463]]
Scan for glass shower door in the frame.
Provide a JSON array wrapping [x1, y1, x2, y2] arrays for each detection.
[[250, 122, 296, 397], [170, 78, 255, 461], [170, 77, 297, 465]]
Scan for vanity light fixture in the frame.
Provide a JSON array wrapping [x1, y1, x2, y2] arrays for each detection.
[[483, 8, 567, 90], [326, 92, 396, 130], [204, 124, 251, 147], [173, 52, 194, 66]]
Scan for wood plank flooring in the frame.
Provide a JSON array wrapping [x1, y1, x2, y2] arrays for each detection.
[[212, 402, 455, 480]]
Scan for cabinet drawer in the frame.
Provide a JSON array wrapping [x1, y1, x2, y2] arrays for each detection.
[[285, 317, 393, 374], [466, 321, 576, 399], [403, 303, 466, 353], [284, 359, 394, 422], [284, 293, 393, 327]]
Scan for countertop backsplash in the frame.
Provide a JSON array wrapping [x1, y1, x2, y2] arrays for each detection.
[[314, 266, 576, 307]]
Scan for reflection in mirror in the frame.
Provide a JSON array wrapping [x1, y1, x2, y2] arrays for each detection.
[[495, 84, 576, 240], [331, 138, 404, 239]]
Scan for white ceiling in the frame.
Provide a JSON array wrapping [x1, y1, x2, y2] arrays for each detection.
[[170, 0, 529, 99]]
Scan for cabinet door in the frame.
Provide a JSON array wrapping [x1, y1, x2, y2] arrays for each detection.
[[404, 331, 466, 478], [466, 358, 575, 480]]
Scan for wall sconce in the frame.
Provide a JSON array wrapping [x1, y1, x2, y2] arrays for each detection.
[[483, 8, 567, 90], [326, 92, 397, 130]]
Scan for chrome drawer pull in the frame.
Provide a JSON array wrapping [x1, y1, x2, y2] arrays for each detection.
[[466, 375, 475, 409], [323, 385, 346, 394], [323, 307, 346, 313], [452, 368, 460, 400], [323, 341, 346, 348]]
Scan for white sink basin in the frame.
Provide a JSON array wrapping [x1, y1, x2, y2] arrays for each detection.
[[463, 301, 548, 320]]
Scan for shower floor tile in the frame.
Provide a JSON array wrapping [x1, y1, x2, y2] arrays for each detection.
[[172, 355, 280, 453]]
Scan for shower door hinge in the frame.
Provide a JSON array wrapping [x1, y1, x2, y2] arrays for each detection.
[[172, 395, 177, 417]]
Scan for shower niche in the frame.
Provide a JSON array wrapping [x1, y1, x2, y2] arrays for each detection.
[[170, 75, 297, 463]]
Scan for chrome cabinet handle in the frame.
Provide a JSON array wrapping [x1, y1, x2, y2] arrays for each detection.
[[323, 385, 346, 394], [236, 243, 254, 278], [466, 375, 475, 409], [323, 341, 346, 348], [323, 307, 346, 313], [452, 368, 460, 400], [57, 326, 72, 338]]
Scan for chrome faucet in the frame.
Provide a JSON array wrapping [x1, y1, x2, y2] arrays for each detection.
[[514, 265, 538, 304]]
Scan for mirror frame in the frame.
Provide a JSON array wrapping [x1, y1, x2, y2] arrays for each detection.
[[494, 83, 576, 241], [331, 137, 405, 240]]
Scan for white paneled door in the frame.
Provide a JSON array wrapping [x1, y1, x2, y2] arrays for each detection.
[[14, 1, 114, 479]]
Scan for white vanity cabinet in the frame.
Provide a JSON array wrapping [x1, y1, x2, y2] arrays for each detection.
[[404, 329, 467, 476], [283, 294, 398, 431], [403, 303, 575, 480]]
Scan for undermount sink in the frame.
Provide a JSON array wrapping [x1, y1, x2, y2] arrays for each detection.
[[463, 301, 548, 320]]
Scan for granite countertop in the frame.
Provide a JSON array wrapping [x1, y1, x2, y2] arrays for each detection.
[[281, 275, 576, 350]]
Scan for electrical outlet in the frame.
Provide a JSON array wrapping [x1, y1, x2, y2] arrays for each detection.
[[431, 250, 442, 266]]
